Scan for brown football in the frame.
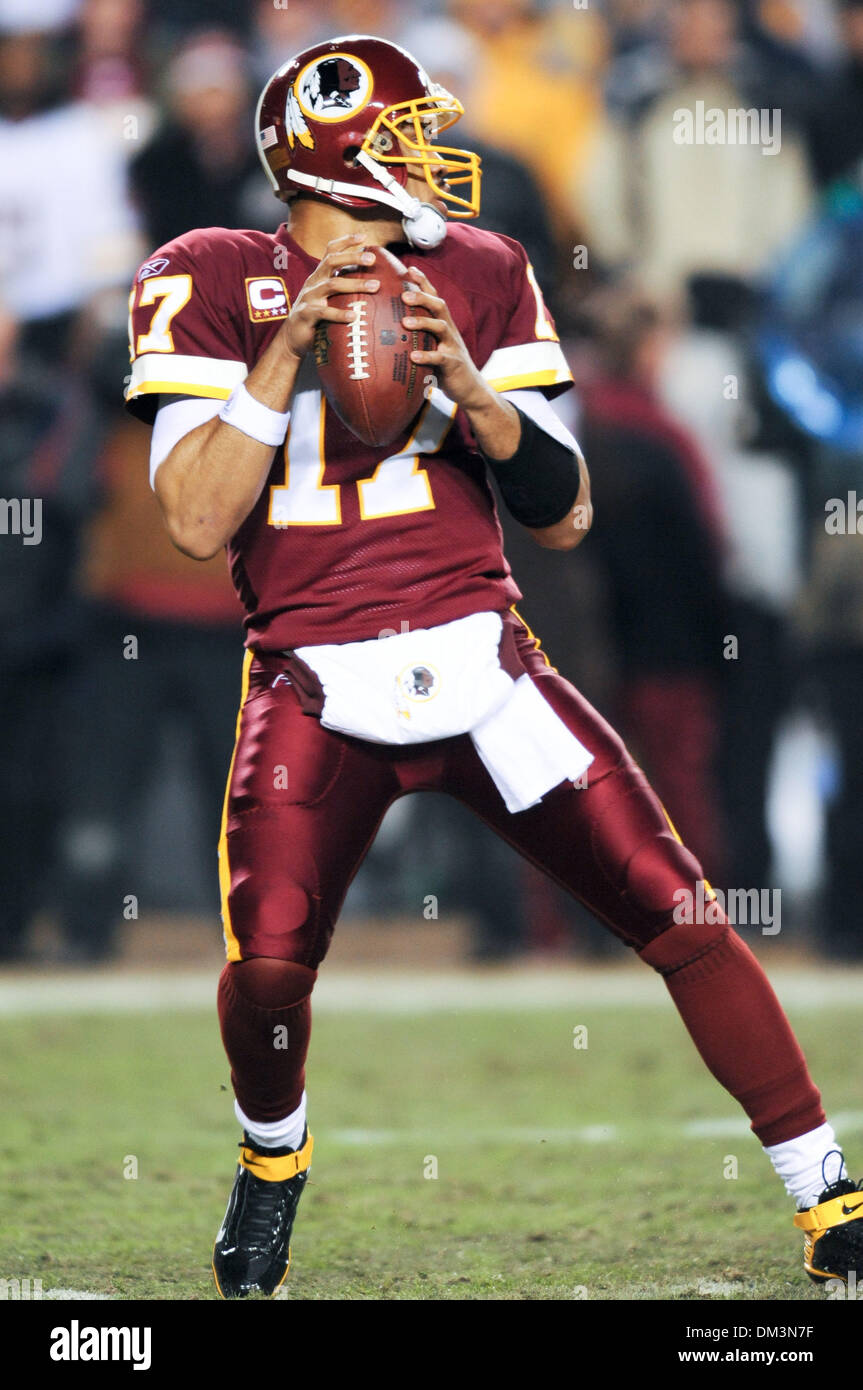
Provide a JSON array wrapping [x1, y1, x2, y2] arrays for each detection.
[[313, 245, 436, 448]]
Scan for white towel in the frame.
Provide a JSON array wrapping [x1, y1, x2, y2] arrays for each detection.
[[296, 612, 513, 744], [471, 673, 593, 812], [295, 611, 594, 812]]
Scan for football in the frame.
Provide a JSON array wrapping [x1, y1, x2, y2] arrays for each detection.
[[313, 245, 436, 447]]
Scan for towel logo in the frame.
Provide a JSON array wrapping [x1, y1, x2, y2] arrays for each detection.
[[397, 662, 440, 705]]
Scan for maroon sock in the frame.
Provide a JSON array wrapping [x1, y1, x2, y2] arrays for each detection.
[[640, 925, 825, 1146], [217, 958, 317, 1125]]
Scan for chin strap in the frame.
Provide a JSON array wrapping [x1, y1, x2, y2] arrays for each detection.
[[354, 149, 447, 249], [288, 150, 447, 250]]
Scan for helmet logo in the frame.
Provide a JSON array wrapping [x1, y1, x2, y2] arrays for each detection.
[[285, 86, 314, 150], [295, 53, 373, 124]]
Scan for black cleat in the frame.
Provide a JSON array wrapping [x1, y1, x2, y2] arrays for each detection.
[[794, 1161, 863, 1285], [212, 1129, 313, 1299]]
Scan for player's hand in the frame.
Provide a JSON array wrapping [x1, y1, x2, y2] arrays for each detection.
[[280, 233, 380, 362], [401, 265, 493, 412]]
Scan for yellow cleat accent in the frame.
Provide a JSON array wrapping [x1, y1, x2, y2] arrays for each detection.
[[238, 1131, 314, 1182], [794, 1188, 863, 1282]]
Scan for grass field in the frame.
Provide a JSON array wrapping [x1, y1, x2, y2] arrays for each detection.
[[1, 966, 860, 1301]]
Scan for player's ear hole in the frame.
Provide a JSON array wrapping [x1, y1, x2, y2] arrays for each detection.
[[343, 145, 361, 167]]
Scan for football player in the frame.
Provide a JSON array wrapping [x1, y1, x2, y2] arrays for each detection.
[[125, 36, 863, 1297]]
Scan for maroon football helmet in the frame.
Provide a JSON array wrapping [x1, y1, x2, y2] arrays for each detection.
[[255, 34, 481, 248]]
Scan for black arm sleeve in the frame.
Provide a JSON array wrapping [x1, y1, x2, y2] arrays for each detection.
[[479, 406, 581, 529]]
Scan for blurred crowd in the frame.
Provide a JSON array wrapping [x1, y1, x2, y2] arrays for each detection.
[[2, 0, 863, 964]]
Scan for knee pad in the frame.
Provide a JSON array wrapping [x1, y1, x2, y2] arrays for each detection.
[[587, 762, 727, 966], [222, 958, 317, 1009], [624, 833, 730, 972], [624, 832, 705, 916], [224, 861, 324, 964], [590, 763, 704, 914]]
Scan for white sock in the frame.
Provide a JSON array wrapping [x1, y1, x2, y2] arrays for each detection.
[[763, 1122, 847, 1208], [235, 1091, 307, 1152]]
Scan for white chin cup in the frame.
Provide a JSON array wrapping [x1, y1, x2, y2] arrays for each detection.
[[402, 201, 447, 250], [351, 150, 448, 249]]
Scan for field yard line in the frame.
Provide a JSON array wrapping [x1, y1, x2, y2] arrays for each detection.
[[326, 1111, 863, 1145], [330, 1123, 621, 1146], [0, 966, 861, 1017], [41, 1289, 113, 1300]]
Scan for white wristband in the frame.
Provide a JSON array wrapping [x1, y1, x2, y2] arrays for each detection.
[[219, 382, 290, 447]]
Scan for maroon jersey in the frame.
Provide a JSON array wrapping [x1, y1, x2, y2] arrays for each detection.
[[126, 222, 572, 649]]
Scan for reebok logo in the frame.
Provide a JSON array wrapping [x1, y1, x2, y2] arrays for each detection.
[[50, 1320, 151, 1371], [138, 257, 170, 281]]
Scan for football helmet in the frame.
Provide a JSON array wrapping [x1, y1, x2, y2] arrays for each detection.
[[255, 34, 481, 249]]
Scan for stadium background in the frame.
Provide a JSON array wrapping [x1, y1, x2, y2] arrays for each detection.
[[1, 0, 863, 1302]]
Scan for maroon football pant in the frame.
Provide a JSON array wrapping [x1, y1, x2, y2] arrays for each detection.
[[217, 615, 823, 1148]]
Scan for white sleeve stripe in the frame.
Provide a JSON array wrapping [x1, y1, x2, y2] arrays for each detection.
[[501, 388, 581, 454], [481, 340, 572, 387], [127, 352, 248, 398], [149, 397, 224, 489]]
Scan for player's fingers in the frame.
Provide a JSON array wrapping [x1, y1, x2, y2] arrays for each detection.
[[324, 232, 369, 254], [318, 275, 381, 296], [306, 250, 375, 290], [402, 288, 445, 314], [403, 314, 447, 336], [404, 265, 436, 294], [300, 298, 332, 319], [325, 246, 377, 270], [316, 305, 362, 323], [409, 347, 445, 364]]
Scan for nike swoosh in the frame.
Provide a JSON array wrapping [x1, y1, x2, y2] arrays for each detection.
[[842, 1202, 862, 1216]]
